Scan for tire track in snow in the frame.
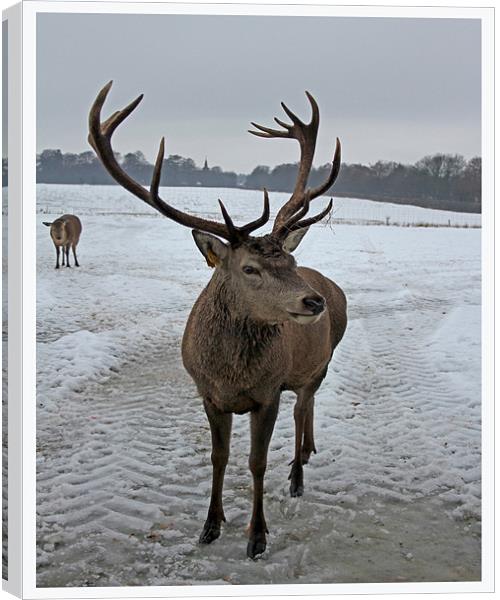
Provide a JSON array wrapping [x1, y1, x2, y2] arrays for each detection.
[[320, 231, 480, 510], [37, 325, 480, 587], [36, 224, 481, 586]]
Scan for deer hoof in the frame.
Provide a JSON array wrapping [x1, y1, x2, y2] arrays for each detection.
[[199, 521, 221, 544], [301, 449, 314, 465], [288, 462, 304, 496], [247, 538, 266, 559], [290, 483, 304, 497]]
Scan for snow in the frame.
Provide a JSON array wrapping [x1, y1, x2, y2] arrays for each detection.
[[37, 183, 481, 227], [35, 184, 481, 587]]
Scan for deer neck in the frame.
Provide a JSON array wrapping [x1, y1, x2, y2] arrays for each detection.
[[206, 274, 281, 363]]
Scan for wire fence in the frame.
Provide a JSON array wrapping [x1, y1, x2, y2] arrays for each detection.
[[33, 185, 482, 229]]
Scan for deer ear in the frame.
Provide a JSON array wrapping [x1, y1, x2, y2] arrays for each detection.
[[42, 222, 53, 227], [283, 227, 310, 253], [192, 230, 228, 268]]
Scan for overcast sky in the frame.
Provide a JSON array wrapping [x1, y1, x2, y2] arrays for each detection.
[[37, 13, 481, 172], [2, 21, 7, 155]]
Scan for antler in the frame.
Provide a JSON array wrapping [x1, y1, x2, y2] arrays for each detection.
[[89, 81, 269, 244], [274, 192, 333, 238], [249, 92, 340, 237]]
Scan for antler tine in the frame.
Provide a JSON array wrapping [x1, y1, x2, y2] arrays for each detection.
[[274, 117, 292, 130], [88, 80, 114, 140], [280, 101, 302, 126], [304, 91, 319, 129], [89, 81, 144, 143], [240, 188, 270, 235], [89, 81, 271, 244], [274, 193, 310, 239], [150, 137, 165, 200], [217, 189, 271, 243], [249, 122, 289, 139], [218, 199, 239, 240], [103, 95, 144, 139], [282, 198, 333, 236], [278, 91, 318, 130], [308, 138, 341, 200], [248, 129, 276, 139]]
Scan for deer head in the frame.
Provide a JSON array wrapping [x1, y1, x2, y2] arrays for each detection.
[[43, 219, 68, 244], [88, 82, 341, 324]]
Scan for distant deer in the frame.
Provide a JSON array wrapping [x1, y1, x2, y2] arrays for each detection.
[[43, 214, 82, 269], [89, 82, 347, 559]]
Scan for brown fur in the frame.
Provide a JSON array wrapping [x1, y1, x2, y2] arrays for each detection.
[[43, 214, 82, 269], [182, 235, 347, 558], [87, 82, 347, 559]]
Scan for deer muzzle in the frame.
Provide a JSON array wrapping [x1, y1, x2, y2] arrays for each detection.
[[302, 295, 325, 315], [287, 293, 326, 324]]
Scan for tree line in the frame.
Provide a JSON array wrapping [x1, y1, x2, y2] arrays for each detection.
[[245, 154, 481, 213], [32, 150, 240, 189], [2, 149, 481, 213]]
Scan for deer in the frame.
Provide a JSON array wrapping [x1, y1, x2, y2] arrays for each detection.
[[88, 82, 347, 559], [42, 214, 82, 269]]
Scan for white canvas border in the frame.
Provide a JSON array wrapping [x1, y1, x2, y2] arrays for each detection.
[[14, 1, 495, 598], [2, 3, 23, 596]]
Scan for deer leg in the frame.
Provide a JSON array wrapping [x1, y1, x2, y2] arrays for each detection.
[[199, 399, 232, 545], [55, 246, 60, 269], [247, 399, 279, 559], [301, 400, 317, 465], [65, 245, 71, 267], [61, 246, 65, 267], [289, 393, 309, 497], [289, 369, 326, 497], [72, 244, 80, 267]]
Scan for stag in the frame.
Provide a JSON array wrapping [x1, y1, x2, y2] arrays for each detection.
[[43, 214, 82, 269], [88, 82, 347, 559]]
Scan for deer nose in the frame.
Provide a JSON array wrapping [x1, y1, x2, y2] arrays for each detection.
[[302, 295, 325, 315]]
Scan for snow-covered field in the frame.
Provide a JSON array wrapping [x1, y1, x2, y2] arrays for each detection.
[[37, 184, 481, 228], [35, 184, 481, 587]]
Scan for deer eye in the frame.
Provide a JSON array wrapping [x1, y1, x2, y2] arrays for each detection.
[[242, 265, 259, 276]]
